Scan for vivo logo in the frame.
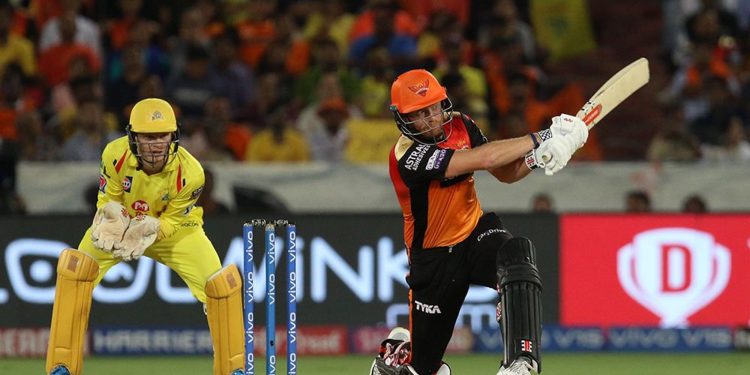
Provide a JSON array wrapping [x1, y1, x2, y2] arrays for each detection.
[[617, 228, 731, 327]]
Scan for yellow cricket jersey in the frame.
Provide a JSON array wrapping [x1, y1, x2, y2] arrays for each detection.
[[97, 136, 205, 241]]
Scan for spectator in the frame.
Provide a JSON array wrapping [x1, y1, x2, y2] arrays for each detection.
[[204, 95, 251, 161], [296, 71, 362, 135], [16, 111, 58, 161], [302, 0, 355, 55], [348, 0, 420, 42], [348, 0, 418, 74], [682, 194, 709, 213], [209, 28, 256, 121], [105, 42, 148, 124], [357, 47, 394, 118], [245, 105, 310, 162], [294, 36, 360, 107], [38, 11, 101, 88], [530, 193, 554, 213], [646, 104, 702, 162], [690, 75, 741, 145], [103, 0, 155, 52], [440, 72, 489, 134], [166, 43, 218, 120], [236, 0, 278, 69], [303, 96, 350, 163], [197, 168, 230, 215], [0, 1, 36, 79], [433, 34, 488, 121], [701, 116, 750, 162], [167, 6, 211, 82], [59, 99, 123, 161], [38, 0, 102, 59], [478, 0, 536, 62], [625, 190, 652, 213]]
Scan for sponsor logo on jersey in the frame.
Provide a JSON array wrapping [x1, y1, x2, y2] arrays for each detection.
[[425, 149, 447, 170], [190, 185, 204, 200], [98, 175, 107, 193], [414, 300, 441, 314], [404, 144, 429, 171], [476, 228, 508, 243], [122, 176, 133, 192], [131, 200, 150, 213]]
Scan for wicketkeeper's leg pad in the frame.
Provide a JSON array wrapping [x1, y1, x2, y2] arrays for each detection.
[[46, 249, 99, 375], [496, 237, 542, 372], [205, 264, 245, 375]]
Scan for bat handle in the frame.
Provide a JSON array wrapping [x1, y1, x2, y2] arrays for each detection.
[[541, 152, 551, 164]]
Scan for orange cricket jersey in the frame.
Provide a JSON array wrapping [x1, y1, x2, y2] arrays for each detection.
[[389, 113, 486, 250]]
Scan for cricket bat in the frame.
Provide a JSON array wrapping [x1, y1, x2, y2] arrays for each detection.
[[542, 57, 650, 162]]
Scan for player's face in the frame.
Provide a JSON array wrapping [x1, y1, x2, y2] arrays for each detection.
[[404, 102, 445, 138], [136, 132, 172, 169]]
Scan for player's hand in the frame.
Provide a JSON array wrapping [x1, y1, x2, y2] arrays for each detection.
[[536, 137, 572, 176], [113, 215, 159, 261], [549, 114, 588, 150], [91, 202, 130, 251]]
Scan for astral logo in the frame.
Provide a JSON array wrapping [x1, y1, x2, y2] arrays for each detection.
[[617, 228, 731, 327]]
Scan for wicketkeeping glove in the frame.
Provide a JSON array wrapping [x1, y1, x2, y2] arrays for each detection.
[[113, 215, 160, 261], [91, 202, 131, 251]]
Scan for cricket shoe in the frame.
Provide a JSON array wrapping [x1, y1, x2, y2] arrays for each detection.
[[496, 357, 537, 375], [49, 365, 71, 375]]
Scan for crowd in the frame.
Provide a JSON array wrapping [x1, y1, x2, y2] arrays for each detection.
[[0, 0, 747, 214]]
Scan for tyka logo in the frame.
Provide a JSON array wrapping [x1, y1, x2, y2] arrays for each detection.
[[617, 228, 731, 327]]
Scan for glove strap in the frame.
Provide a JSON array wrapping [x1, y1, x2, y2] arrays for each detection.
[[524, 150, 539, 170], [529, 129, 551, 149]]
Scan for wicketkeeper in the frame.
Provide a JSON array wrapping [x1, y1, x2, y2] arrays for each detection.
[[45, 98, 244, 375], [372, 69, 588, 375]]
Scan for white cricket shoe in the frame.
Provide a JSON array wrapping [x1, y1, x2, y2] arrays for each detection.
[[496, 357, 537, 375]]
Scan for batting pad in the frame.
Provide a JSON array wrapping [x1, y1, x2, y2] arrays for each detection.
[[205, 264, 245, 375], [46, 249, 99, 375]]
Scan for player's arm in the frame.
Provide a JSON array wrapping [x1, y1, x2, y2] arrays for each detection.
[[443, 113, 535, 180], [447, 114, 589, 179], [445, 135, 535, 179]]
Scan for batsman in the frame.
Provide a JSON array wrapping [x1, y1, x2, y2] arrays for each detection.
[[373, 70, 588, 375], [45, 98, 245, 375]]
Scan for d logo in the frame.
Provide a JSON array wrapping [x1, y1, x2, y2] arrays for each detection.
[[617, 228, 730, 327]]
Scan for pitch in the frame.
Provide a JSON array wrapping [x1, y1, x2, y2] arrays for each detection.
[[5, 353, 750, 374]]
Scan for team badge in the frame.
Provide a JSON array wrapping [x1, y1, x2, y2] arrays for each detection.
[[408, 79, 429, 97], [151, 110, 163, 120], [122, 176, 133, 192]]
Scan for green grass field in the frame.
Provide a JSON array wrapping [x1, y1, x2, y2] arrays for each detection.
[[6, 353, 750, 374]]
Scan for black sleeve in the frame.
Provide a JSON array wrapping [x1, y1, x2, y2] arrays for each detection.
[[398, 143, 455, 185], [462, 113, 488, 148]]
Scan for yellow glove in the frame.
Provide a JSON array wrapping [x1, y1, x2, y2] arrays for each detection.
[[113, 215, 159, 261], [91, 202, 130, 251]]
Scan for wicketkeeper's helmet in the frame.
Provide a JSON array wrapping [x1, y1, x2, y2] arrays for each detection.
[[126, 98, 180, 168]]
